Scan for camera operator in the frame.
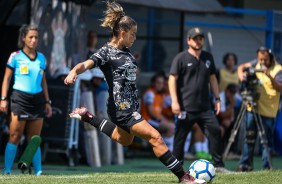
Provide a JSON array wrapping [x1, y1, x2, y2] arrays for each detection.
[[237, 46, 282, 171]]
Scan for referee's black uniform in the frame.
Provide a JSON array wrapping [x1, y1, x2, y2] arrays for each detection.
[[170, 50, 224, 167]]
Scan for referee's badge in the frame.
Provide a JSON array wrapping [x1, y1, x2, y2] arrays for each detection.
[[20, 65, 29, 74], [205, 60, 211, 69]]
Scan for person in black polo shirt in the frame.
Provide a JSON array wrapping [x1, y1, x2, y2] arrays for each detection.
[[168, 27, 230, 173]]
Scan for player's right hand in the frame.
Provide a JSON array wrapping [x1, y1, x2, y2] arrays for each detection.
[[64, 71, 78, 85]]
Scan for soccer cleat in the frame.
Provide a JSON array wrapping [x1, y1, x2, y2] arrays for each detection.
[[195, 152, 212, 161], [195, 152, 203, 159], [179, 171, 197, 184], [35, 170, 42, 176], [225, 152, 241, 160], [69, 107, 94, 123], [4, 171, 11, 175], [237, 165, 253, 172], [215, 167, 233, 173], [202, 152, 212, 161]]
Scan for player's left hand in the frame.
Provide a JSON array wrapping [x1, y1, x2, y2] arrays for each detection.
[[69, 107, 88, 120]]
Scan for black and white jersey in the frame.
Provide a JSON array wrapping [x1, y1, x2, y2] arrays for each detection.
[[90, 45, 139, 112]]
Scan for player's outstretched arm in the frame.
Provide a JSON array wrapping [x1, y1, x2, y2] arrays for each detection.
[[64, 59, 94, 85]]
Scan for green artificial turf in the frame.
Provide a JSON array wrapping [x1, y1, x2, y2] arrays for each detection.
[[1, 157, 282, 183]]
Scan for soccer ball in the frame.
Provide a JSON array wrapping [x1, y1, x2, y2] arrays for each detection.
[[189, 159, 216, 183]]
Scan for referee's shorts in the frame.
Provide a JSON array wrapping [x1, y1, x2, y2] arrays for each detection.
[[10, 89, 45, 121]]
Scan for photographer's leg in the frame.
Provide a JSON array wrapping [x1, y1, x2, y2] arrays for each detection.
[[260, 116, 275, 170], [239, 112, 256, 171]]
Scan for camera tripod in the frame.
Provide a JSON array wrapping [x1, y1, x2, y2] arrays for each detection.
[[223, 91, 272, 169]]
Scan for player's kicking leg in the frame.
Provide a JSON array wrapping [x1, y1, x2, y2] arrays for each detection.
[[69, 107, 196, 183]]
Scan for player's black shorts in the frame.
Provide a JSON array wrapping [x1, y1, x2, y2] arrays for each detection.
[[107, 106, 144, 133], [10, 89, 45, 121]]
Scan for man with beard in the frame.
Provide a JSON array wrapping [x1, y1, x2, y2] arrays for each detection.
[[237, 47, 282, 171], [168, 27, 230, 172]]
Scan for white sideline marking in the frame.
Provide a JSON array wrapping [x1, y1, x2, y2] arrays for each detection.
[[53, 175, 92, 179]]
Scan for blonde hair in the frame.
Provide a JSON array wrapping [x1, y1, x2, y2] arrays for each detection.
[[18, 24, 39, 48], [100, 1, 136, 37]]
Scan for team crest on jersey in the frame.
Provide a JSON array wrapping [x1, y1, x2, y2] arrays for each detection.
[[124, 63, 137, 81], [205, 60, 211, 69], [132, 111, 141, 120], [119, 102, 130, 110]]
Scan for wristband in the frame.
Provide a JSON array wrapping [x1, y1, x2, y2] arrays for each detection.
[[1, 96, 7, 101], [45, 100, 52, 105], [215, 97, 221, 102]]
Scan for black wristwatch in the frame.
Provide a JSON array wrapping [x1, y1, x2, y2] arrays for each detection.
[[45, 99, 52, 105], [215, 97, 221, 102], [1, 96, 7, 101]]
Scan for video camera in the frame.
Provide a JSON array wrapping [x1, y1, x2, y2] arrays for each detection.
[[240, 67, 263, 101]]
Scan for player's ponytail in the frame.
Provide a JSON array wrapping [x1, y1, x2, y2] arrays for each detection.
[[100, 0, 136, 37], [18, 24, 38, 48]]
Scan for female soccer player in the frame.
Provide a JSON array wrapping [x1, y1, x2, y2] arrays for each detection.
[[0, 25, 52, 175], [64, 1, 194, 183]]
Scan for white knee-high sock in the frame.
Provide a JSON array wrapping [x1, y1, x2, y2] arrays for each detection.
[[194, 142, 202, 152], [202, 137, 209, 153], [163, 136, 174, 151]]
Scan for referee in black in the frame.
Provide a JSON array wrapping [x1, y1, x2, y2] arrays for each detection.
[[168, 27, 230, 173]]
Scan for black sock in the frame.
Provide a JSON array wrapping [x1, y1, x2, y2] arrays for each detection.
[[82, 112, 116, 137], [158, 150, 185, 179]]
